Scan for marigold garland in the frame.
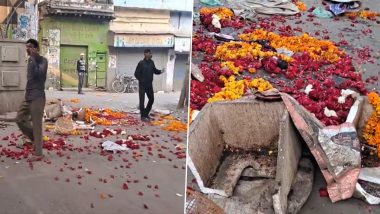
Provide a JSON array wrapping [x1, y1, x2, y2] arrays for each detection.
[[247, 78, 274, 92], [215, 41, 292, 63], [162, 121, 188, 132], [239, 29, 344, 63], [152, 115, 188, 132], [295, 1, 307, 11], [363, 92, 380, 157], [199, 7, 234, 19], [84, 108, 126, 126], [208, 76, 273, 103], [346, 10, 379, 19]]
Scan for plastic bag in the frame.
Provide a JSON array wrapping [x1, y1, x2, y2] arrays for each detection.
[[312, 7, 333, 18], [102, 141, 128, 153]]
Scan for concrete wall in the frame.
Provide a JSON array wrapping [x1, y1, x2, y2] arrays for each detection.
[[170, 11, 193, 37], [0, 39, 28, 114], [39, 17, 109, 89], [113, 0, 193, 12], [110, 8, 171, 34]]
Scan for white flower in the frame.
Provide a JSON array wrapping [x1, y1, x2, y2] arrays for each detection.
[[338, 96, 346, 104], [338, 89, 356, 104], [211, 14, 221, 29], [324, 107, 337, 117], [305, 84, 313, 95]]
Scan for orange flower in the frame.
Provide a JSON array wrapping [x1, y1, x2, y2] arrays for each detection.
[[239, 29, 344, 63], [84, 108, 126, 126], [199, 7, 234, 19], [363, 92, 380, 157], [346, 10, 379, 19], [162, 121, 188, 132], [295, 1, 307, 11], [152, 115, 188, 132]]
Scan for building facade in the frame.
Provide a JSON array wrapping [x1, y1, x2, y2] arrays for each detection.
[[38, 0, 114, 90], [107, 0, 192, 92], [1, 0, 38, 41]]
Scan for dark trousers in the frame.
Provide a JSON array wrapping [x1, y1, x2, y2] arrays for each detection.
[[78, 72, 85, 93], [16, 97, 46, 156], [139, 84, 154, 118]]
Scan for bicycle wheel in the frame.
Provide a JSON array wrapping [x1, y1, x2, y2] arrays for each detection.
[[112, 80, 126, 93], [130, 79, 139, 93]]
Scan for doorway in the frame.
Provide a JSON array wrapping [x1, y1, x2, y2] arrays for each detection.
[[96, 52, 106, 88], [60, 45, 87, 88]]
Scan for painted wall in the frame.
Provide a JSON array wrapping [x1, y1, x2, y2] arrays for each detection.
[[39, 17, 109, 89], [110, 8, 171, 34], [170, 11, 192, 37], [114, 0, 193, 12]]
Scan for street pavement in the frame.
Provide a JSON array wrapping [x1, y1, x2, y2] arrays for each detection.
[[0, 91, 188, 214], [45, 90, 184, 112]]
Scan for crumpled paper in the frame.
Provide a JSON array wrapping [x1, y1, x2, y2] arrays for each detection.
[[102, 141, 129, 153]]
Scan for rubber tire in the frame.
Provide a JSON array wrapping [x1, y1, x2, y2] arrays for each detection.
[[130, 80, 139, 93], [112, 80, 126, 93]]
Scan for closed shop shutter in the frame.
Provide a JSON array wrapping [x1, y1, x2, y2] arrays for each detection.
[[173, 54, 189, 91], [116, 47, 168, 92]]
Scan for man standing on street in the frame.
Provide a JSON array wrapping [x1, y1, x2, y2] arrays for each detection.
[[77, 53, 86, 94], [16, 39, 48, 160], [134, 49, 165, 122]]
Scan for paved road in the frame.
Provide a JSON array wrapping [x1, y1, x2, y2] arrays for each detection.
[[0, 91, 187, 214]]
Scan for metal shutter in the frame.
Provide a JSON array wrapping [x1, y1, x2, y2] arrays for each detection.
[[116, 47, 167, 92], [173, 54, 189, 91]]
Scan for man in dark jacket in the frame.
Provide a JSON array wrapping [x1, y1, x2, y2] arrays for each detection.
[[134, 49, 165, 122], [16, 39, 48, 159], [77, 53, 86, 94]]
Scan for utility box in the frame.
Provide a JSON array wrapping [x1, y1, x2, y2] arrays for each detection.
[[0, 39, 27, 114]]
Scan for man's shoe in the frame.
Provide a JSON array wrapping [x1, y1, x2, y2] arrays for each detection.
[[141, 117, 150, 122]]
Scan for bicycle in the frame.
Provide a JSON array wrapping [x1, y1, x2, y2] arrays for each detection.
[[112, 73, 139, 93]]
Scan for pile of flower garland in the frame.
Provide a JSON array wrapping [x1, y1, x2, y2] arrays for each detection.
[[199, 7, 245, 32], [190, 7, 370, 126], [346, 10, 379, 20], [208, 76, 273, 103], [84, 108, 128, 126], [363, 92, 380, 157], [152, 115, 187, 132], [199, 7, 234, 19], [239, 30, 344, 63]]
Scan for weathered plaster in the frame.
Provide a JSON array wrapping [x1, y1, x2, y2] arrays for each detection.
[[39, 17, 108, 88]]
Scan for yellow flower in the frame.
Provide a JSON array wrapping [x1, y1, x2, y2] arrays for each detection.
[[239, 29, 344, 63], [208, 77, 273, 103], [199, 7, 234, 19], [363, 92, 380, 157]]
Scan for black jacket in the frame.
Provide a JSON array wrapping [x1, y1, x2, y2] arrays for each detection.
[[77, 59, 86, 73], [25, 55, 48, 101], [134, 59, 162, 86]]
